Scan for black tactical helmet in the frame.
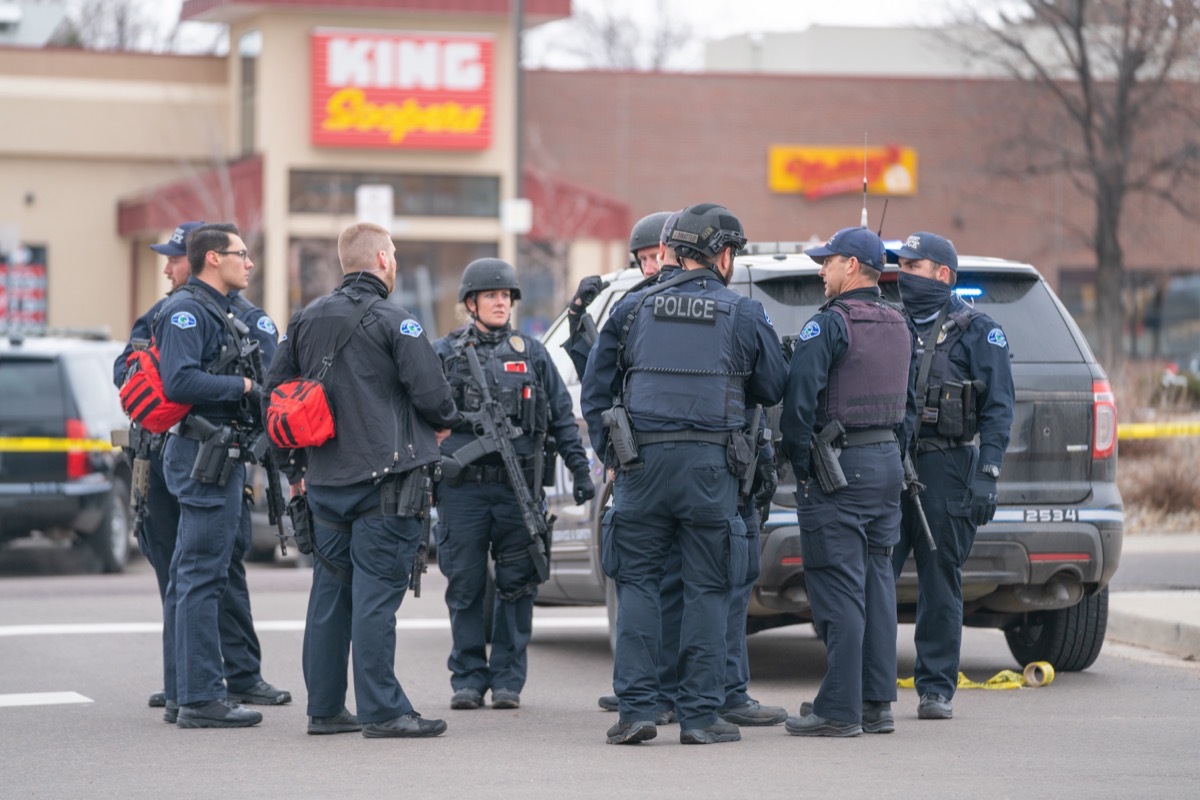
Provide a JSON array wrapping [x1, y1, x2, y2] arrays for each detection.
[[664, 203, 747, 263], [628, 211, 673, 256], [458, 258, 522, 303]]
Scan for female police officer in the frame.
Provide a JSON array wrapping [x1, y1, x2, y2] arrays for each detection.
[[434, 258, 595, 711]]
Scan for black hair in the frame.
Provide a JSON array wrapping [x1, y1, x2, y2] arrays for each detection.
[[186, 222, 241, 275]]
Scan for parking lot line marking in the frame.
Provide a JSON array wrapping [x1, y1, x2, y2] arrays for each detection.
[[0, 692, 93, 708], [0, 616, 608, 637]]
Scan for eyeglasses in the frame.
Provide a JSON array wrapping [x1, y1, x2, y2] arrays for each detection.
[[215, 249, 250, 260]]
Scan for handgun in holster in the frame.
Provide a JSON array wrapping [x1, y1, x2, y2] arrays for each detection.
[[811, 420, 849, 494], [601, 404, 640, 469], [287, 493, 315, 556], [188, 417, 239, 487]]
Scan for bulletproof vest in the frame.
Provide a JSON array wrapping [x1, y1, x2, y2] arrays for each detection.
[[444, 328, 546, 441], [817, 298, 909, 429], [179, 285, 254, 421], [623, 286, 748, 430]]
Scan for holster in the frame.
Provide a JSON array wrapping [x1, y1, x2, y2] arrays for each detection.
[[727, 428, 755, 485], [811, 421, 849, 494], [601, 404, 640, 468], [287, 494, 315, 556], [383, 467, 431, 518], [188, 419, 239, 487]]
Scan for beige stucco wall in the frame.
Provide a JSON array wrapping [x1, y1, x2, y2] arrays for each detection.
[[0, 48, 229, 336]]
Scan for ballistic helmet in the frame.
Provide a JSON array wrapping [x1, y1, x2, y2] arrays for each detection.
[[458, 258, 522, 303], [664, 204, 747, 263], [629, 211, 673, 256]]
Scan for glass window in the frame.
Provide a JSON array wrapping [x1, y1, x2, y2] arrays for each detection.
[[0, 358, 64, 419], [289, 171, 499, 218]]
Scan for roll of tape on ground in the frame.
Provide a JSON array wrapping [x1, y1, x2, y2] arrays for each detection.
[[1023, 661, 1055, 687]]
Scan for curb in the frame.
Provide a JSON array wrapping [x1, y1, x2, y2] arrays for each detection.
[[1107, 598, 1200, 662]]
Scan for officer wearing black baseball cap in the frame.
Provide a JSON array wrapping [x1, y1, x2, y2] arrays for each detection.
[[889, 231, 1015, 722], [780, 226, 916, 737]]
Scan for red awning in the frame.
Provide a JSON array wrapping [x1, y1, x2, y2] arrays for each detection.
[[524, 166, 629, 241], [117, 156, 264, 239]]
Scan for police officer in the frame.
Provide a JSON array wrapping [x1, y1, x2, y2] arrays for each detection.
[[153, 222, 288, 728], [582, 203, 786, 745], [265, 222, 460, 738], [779, 226, 915, 738], [434, 258, 594, 711], [889, 231, 1014, 721], [117, 221, 288, 723], [591, 212, 787, 729], [563, 211, 674, 379]]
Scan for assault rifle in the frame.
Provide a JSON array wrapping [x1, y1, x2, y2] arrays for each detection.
[[902, 451, 938, 553], [410, 465, 437, 597], [441, 343, 553, 583], [243, 336, 290, 557]]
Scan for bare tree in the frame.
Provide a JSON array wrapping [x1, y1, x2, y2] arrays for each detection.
[[954, 0, 1200, 368], [525, 0, 695, 71]]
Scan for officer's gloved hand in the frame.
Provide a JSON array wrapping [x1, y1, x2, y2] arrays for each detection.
[[569, 276, 608, 313], [245, 381, 264, 407], [969, 471, 998, 526], [751, 460, 778, 506], [572, 467, 596, 505]]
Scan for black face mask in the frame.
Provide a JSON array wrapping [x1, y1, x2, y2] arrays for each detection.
[[898, 272, 954, 323]]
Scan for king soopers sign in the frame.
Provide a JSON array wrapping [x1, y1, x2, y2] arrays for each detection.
[[311, 29, 494, 150]]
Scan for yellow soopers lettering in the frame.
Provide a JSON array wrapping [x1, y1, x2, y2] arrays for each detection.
[[323, 88, 485, 143]]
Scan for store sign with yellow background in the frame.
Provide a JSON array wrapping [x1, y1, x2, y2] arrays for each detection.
[[311, 29, 493, 150], [768, 145, 918, 198]]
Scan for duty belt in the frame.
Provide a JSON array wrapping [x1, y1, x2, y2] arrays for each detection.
[[915, 434, 978, 454], [635, 430, 732, 447], [459, 463, 523, 485], [838, 428, 896, 448], [174, 415, 238, 441]]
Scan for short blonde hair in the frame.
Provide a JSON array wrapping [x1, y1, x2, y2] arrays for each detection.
[[338, 222, 392, 274]]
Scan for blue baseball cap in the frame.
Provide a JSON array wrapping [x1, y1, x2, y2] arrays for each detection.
[[150, 221, 205, 257], [805, 227, 886, 270], [889, 231, 958, 272]]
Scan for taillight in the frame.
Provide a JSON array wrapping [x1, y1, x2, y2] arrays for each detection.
[[1092, 379, 1117, 460], [65, 418, 90, 479]]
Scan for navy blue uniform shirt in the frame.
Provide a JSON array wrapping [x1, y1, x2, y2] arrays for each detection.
[[151, 278, 245, 408]]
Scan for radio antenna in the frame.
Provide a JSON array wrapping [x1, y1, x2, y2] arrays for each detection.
[[876, 198, 889, 238], [860, 134, 869, 228]]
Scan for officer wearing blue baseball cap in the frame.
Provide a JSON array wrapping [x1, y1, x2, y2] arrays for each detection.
[[888, 231, 1014, 722], [779, 226, 916, 737]]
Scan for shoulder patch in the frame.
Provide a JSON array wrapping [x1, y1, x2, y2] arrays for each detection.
[[280, 333, 288, 342], [987, 328, 1008, 348], [256, 316, 277, 335], [399, 319, 424, 338], [763, 308, 773, 327], [170, 311, 197, 330], [799, 320, 822, 341]]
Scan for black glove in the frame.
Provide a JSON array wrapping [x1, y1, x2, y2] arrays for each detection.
[[751, 460, 778, 506], [968, 471, 998, 526], [245, 381, 264, 407], [572, 467, 596, 505], [569, 276, 608, 313]]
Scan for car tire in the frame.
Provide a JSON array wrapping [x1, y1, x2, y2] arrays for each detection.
[[79, 474, 131, 574], [1004, 585, 1108, 672]]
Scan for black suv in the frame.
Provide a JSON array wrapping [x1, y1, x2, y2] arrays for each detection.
[[536, 248, 1123, 673], [0, 332, 133, 572]]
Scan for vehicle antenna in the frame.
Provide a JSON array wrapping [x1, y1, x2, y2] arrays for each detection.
[[877, 198, 889, 239], [860, 133, 869, 229]]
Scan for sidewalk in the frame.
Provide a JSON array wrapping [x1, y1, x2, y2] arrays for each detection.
[[1107, 534, 1200, 661]]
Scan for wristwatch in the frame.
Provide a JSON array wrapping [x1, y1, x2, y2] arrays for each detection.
[[979, 464, 1001, 479]]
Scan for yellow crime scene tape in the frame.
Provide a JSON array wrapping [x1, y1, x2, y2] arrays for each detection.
[[0, 437, 118, 453], [898, 661, 1055, 690], [1118, 421, 1200, 440]]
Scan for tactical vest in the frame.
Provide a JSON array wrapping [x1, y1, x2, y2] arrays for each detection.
[[623, 288, 748, 430], [817, 298, 909, 430], [179, 285, 255, 422], [915, 305, 981, 439], [443, 328, 546, 458]]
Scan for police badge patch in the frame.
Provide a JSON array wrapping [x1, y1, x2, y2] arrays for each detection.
[[257, 316, 277, 335], [509, 335, 526, 353], [799, 321, 821, 341], [171, 311, 197, 330], [987, 328, 1008, 347], [399, 319, 423, 338]]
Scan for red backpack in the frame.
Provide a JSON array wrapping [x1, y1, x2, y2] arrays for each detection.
[[119, 344, 192, 434], [265, 296, 379, 449]]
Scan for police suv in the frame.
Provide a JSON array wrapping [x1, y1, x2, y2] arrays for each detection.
[[537, 246, 1123, 673]]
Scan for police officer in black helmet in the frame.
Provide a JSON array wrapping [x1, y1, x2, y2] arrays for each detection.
[[581, 204, 786, 745], [434, 258, 595, 712], [780, 227, 917, 738], [889, 231, 1014, 721]]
